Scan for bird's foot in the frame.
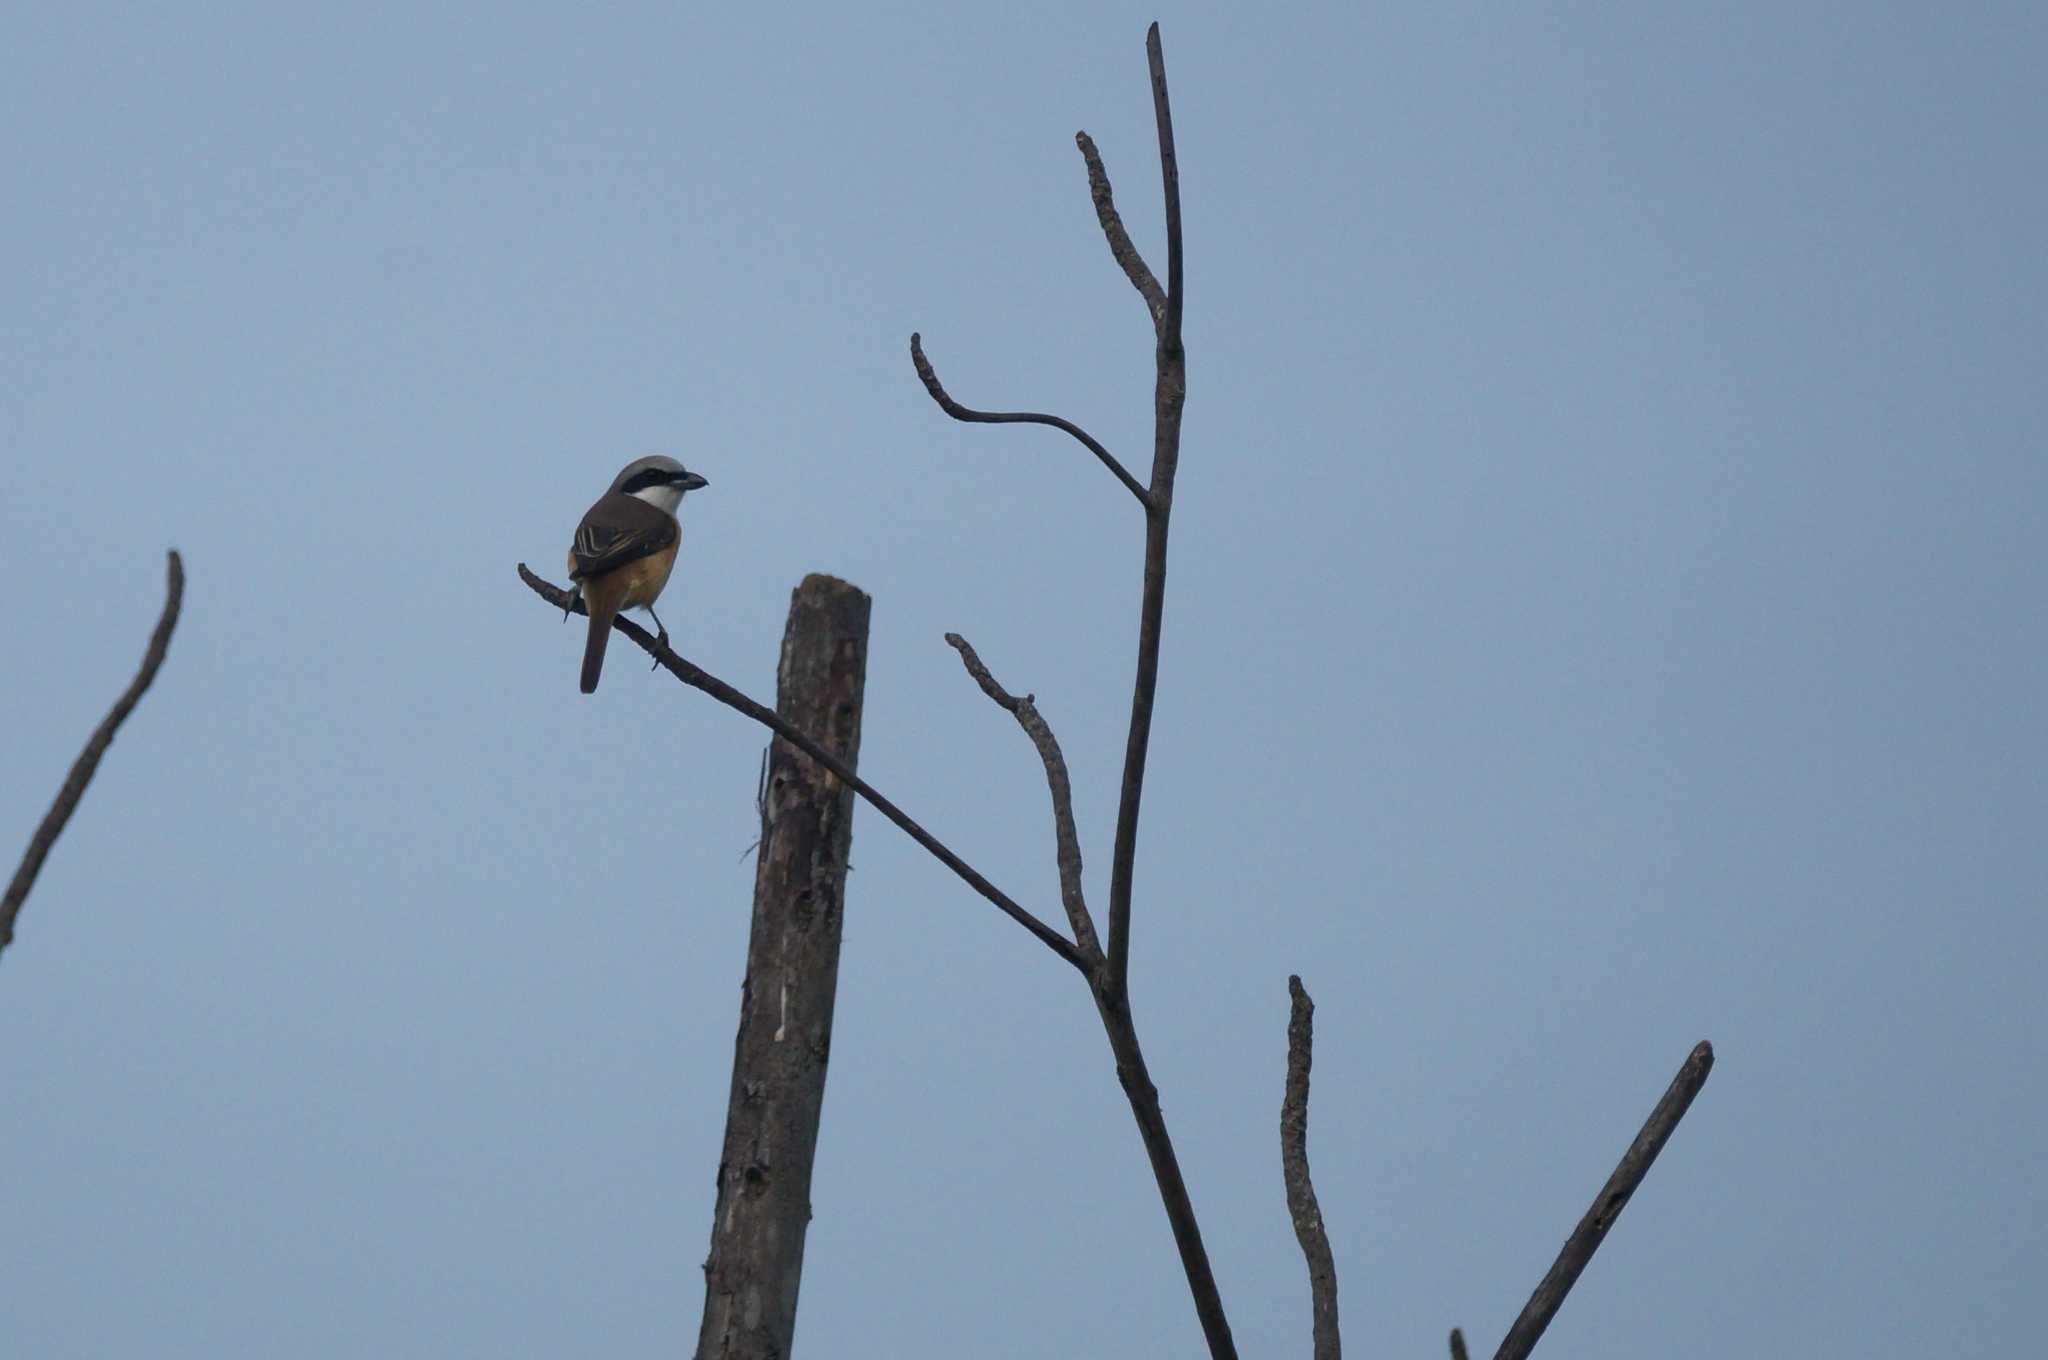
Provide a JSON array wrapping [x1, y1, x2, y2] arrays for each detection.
[[650, 627, 670, 668]]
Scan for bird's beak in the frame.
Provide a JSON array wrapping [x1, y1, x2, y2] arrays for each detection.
[[679, 472, 709, 492]]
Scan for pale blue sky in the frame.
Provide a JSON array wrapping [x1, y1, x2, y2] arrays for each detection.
[[4, 4, 2043, 1357]]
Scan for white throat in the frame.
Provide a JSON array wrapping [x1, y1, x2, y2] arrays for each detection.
[[630, 483, 684, 517]]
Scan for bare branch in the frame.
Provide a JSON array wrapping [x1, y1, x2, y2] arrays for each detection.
[[1103, 497, 1165, 999], [1282, 976, 1341, 1359], [518, 564, 1086, 972], [1104, 25, 1189, 1000], [1492, 1041, 1717, 1360], [1094, 995, 1237, 1359], [4, 550, 184, 962], [909, 333, 1150, 508], [1147, 22, 1184, 350], [904, 26, 1231, 1358], [1075, 131, 1167, 329], [1450, 1329, 1470, 1360], [943, 633, 1102, 962]]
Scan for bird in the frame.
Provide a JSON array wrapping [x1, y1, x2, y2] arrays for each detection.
[[565, 455, 708, 693]]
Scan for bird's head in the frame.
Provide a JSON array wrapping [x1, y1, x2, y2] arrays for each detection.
[[609, 455, 708, 513]]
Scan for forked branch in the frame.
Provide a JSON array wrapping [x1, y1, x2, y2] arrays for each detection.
[[3, 550, 184, 963], [910, 23, 1229, 1360]]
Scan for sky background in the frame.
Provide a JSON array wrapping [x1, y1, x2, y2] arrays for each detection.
[[4, 3, 2043, 1357]]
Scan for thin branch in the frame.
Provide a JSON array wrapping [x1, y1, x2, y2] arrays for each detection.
[[906, 26, 1229, 1358], [1075, 131, 1167, 329], [4, 550, 185, 961], [1450, 1329, 1470, 1360], [1492, 1041, 1717, 1360], [909, 333, 1150, 508], [1104, 24, 1188, 1000], [1282, 976, 1341, 1359], [1094, 996, 1237, 1360], [1147, 22, 1184, 351], [518, 564, 1086, 973], [1104, 502, 1170, 998], [943, 633, 1102, 962]]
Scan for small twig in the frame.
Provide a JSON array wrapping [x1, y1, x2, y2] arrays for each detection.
[[1282, 976, 1341, 1359], [909, 333, 1150, 508], [518, 564, 1086, 972], [943, 633, 1101, 962], [4, 550, 185, 962], [1492, 1041, 1716, 1360], [1075, 131, 1167, 329], [1146, 22, 1184, 351], [1450, 1329, 1470, 1360]]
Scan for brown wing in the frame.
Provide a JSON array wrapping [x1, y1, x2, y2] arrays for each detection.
[[569, 493, 679, 580]]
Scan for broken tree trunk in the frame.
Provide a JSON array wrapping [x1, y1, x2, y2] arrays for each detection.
[[697, 574, 870, 1360]]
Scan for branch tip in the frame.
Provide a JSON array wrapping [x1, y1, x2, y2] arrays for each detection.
[[1282, 973, 1341, 1358], [1146, 22, 1183, 349], [1075, 129, 1168, 329], [1492, 1042, 1716, 1360]]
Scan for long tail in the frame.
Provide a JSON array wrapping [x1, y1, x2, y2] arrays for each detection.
[[581, 599, 617, 694]]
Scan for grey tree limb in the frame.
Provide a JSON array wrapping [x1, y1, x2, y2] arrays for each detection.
[[1102, 21, 1187, 1003], [909, 24, 1234, 1359], [698, 576, 869, 1360], [1148, 24, 1184, 351], [3, 550, 184, 963], [909, 332, 1150, 508], [516, 564, 1085, 972], [943, 633, 1102, 961], [1076, 130, 1167, 328], [1089, 984, 1234, 1358], [1282, 976, 1341, 1360], [1491, 1041, 1717, 1360]]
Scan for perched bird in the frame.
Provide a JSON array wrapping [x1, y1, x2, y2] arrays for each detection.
[[566, 455, 708, 693]]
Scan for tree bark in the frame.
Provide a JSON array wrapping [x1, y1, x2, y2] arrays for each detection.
[[697, 575, 870, 1360]]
